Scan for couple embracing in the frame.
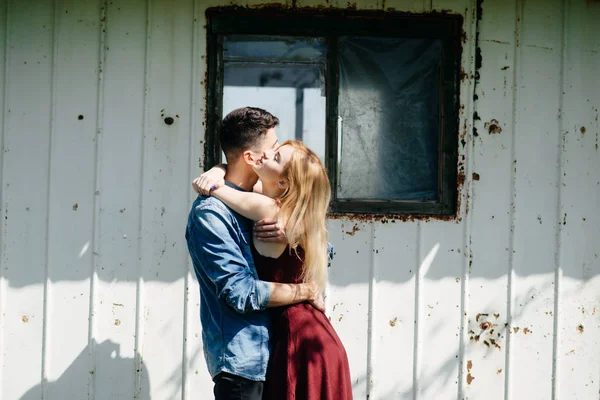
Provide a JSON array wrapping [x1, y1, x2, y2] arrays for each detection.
[[186, 107, 353, 400]]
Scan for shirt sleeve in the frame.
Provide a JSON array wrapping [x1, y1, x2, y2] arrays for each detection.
[[327, 242, 335, 268], [187, 206, 271, 313]]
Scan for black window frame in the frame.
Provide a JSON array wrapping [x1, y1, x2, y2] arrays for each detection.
[[205, 8, 462, 216]]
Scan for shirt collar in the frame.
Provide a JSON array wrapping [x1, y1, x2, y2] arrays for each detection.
[[224, 180, 248, 192]]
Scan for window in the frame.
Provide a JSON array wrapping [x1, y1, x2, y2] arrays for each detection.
[[206, 9, 462, 215]]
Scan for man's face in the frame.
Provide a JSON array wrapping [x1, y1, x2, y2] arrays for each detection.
[[250, 127, 279, 161]]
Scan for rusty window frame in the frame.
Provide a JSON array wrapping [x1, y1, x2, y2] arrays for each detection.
[[206, 8, 462, 216]]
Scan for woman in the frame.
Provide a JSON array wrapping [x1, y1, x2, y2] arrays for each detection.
[[197, 140, 352, 400]]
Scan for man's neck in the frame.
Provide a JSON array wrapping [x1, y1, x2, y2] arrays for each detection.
[[223, 162, 258, 192]]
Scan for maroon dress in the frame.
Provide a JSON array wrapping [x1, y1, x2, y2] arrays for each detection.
[[253, 245, 353, 400]]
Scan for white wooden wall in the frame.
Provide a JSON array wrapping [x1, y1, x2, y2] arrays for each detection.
[[0, 0, 598, 399]]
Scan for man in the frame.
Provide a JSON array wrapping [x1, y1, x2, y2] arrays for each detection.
[[185, 107, 323, 400]]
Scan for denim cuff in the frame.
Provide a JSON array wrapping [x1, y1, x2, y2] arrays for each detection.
[[255, 280, 271, 310]]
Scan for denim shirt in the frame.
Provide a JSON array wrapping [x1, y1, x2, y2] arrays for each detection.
[[185, 182, 272, 381]]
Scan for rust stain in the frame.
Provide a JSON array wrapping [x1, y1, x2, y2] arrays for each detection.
[[472, 172, 480, 181], [577, 324, 584, 333], [523, 327, 531, 335], [479, 321, 492, 330], [526, 44, 553, 51], [114, 319, 121, 326], [345, 224, 360, 236], [467, 373, 475, 385], [513, 327, 520, 333], [389, 317, 398, 327], [329, 211, 459, 223], [482, 39, 510, 45], [497, 368, 503, 374], [484, 119, 502, 134], [208, 3, 467, 17], [493, 313, 500, 319], [22, 316, 29, 323], [73, 203, 79, 211], [466, 360, 474, 384], [483, 340, 490, 347], [566, 349, 575, 355], [489, 338, 501, 350], [457, 171, 466, 188], [580, 126, 586, 135], [475, 313, 488, 322]]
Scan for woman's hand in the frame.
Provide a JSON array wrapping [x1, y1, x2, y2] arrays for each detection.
[[192, 164, 227, 196], [306, 282, 325, 313]]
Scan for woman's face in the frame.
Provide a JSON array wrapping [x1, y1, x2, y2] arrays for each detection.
[[252, 144, 294, 183]]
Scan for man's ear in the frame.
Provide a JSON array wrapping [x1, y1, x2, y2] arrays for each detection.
[[277, 179, 289, 190], [242, 150, 258, 166]]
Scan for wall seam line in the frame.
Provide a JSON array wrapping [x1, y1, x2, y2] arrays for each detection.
[[551, 0, 568, 398], [134, 0, 152, 396], [504, 1, 523, 399], [0, 1, 10, 396], [41, 0, 61, 397]]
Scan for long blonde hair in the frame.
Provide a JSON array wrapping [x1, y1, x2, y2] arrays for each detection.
[[277, 140, 331, 291]]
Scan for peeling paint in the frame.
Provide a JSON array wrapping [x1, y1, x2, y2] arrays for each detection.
[[466, 359, 474, 385], [484, 119, 502, 134], [476, 313, 489, 322], [344, 224, 360, 236]]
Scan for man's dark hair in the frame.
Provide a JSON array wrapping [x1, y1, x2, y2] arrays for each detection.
[[220, 107, 279, 161]]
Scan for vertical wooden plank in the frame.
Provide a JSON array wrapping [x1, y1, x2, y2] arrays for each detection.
[[0, 0, 7, 397], [327, 218, 372, 399], [509, 1, 564, 399], [419, 1, 474, 400], [465, 0, 517, 399], [183, 1, 213, 398], [44, 1, 101, 398], [137, 0, 193, 398], [557, 0, 600, 398], [417, 221, 466, 399], [370, 221, 418, 399], [1, 0, 54, 398], [93, 0, 147, 398]]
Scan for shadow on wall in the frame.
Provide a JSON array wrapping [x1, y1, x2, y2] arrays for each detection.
[[19, 339, 151, 400], [327, 225, 600, 287], [4, 206, 600, 288]]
